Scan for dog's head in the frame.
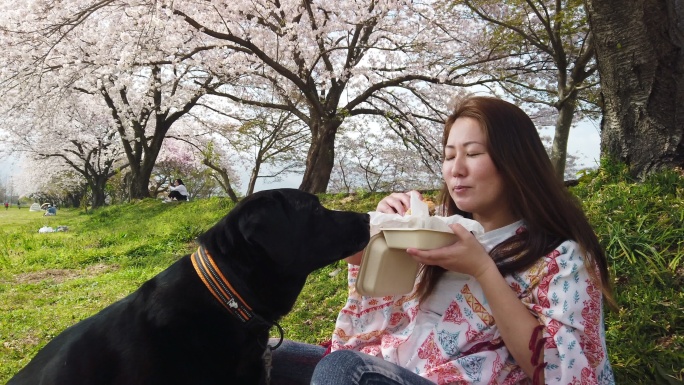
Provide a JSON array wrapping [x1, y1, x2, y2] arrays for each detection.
[[197, 188, 370, 316]]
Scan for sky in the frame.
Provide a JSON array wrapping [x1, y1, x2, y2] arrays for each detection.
[[544, 119, 602, 169], [0, 120, 602, 196]]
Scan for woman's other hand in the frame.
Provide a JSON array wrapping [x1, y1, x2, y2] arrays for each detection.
[[376, 190, 422, 215], [406, 223, 495, 279]]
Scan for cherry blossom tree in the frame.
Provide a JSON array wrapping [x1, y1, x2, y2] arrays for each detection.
[[0, 0, 226, 199], [164, 118, 244, 202], [0, 92, 127, 208], [456, 0, 599, 179], [89, 67, 218, 200], [150, 139, 201, 198], [169, 0, 510, 193], [0, 0, 540, 196], [13, 155, 87, 208], [0, 180, 11, 205]]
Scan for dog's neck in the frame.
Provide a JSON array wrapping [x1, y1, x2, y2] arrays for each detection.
[[190, 246, 273, 334]]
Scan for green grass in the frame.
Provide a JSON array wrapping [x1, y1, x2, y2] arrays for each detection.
[[571, 163, 684, 384], [0, 170, 682, 384]]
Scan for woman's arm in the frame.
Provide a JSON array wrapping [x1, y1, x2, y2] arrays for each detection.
[[473, 262, 544, 380], [409, 228, 612, 383], [406, 224, 543, 380]]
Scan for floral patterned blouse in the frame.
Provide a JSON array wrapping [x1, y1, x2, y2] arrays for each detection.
[[331, 221, 615, 384]]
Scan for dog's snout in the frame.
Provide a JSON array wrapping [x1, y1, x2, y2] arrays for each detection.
[[355, 212, 371, 231]]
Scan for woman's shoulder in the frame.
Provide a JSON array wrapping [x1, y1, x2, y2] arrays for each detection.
[[523, 239, 589, 278], [546, 239, 587, 263], [511, 240, 589, 286]]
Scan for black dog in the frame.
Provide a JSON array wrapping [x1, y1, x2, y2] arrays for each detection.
[[8, 189, 370, 385]]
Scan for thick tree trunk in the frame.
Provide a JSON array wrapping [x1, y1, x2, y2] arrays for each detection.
[[85, 165, 115, 209], [129, 168, 153, 200], [585, 0, 684, 178], [127, 122, 167, 200], [90, 176, 108, 209], [299, 121, 339, 194], [115, 134, 152, 201]]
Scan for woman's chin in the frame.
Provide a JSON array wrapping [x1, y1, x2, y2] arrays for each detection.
[[452, 196, 471, 210]]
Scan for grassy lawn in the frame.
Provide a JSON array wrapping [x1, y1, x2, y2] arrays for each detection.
[[0, 166, 682, 384]]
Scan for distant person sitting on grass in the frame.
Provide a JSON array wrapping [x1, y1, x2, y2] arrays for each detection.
[[164, 179, 188, 202], [44, 205, 57, 216]]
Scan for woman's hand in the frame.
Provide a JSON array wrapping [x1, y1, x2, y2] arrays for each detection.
[[406, 223, 496, 279], [375, 190, 422, 215]]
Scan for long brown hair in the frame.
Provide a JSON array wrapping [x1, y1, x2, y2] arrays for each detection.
[[416, 96, 615, 308]]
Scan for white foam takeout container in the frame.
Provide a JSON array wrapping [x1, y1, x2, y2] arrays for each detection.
[[355, 229, 460, 297]]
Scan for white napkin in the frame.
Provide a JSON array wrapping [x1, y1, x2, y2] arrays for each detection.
[[369, 191, 484, 237]]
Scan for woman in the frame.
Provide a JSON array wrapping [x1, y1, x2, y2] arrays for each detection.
[[166, 178, 188, 202], [271, 96, 615, 385]]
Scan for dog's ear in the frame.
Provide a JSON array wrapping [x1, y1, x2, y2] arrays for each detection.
[[237, 195, 296, 264]]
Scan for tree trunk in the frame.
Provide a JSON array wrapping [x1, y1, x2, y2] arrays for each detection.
[[66, 192, 82, 208], [551, 94, 578, 180], [90, 174, 108, 209], [299, 121, 339, 194], [90, 184, 103, 209], [129, 170, 152, 200], [585, 0, 684, 178], [127, 121, 167, 200], [203, 159, 239, 203], [247, 159, 261, 196]]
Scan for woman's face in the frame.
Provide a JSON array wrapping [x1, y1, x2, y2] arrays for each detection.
[[442, 117, 516, 231]]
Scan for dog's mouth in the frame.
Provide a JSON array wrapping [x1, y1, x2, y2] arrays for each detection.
[[355, 236, 370, 252]]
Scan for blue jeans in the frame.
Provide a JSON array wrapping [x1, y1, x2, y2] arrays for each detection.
[[269, 340, 436, 385], [269, 339, 325, 385]]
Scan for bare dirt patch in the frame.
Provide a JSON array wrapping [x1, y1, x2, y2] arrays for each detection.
[[13, 263, 119, 284], [3, 334, 41, 349]]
